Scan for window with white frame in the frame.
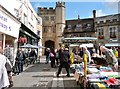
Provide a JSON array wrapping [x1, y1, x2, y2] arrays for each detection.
[[37, 18, 41, 24], [37, 30, 40, 35], [76, 24, 82, 28], [97, 28, 104, 36], [109, 27, 116, 37], [67, 25, 71, 30], [24, 13, 27, 25], [31, 11, 33, 20], [16, 0, 22, 2], [14, 8, 19, 17], [75, 24, 82, 31], [87, 23, 91, 28]]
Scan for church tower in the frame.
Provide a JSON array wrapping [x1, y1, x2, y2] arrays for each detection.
[[55, 2, 65, 49]]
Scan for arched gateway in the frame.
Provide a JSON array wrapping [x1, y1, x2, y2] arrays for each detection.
[[45, 40, 55, 49]]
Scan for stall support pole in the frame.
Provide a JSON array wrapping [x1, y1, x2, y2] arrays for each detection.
[[84, 54, 87, 89]]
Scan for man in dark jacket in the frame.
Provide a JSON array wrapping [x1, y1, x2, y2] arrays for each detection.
[[57, 47, 70, 77], [16, 49, 25, 73]]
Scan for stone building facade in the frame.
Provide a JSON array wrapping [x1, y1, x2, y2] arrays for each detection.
[[63, 17, 96, 42], [95, 13, 120, 46], [37, 2, 65, 50], [63, 10, 97, 48]]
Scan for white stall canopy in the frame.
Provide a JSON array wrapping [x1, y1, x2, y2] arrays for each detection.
[[80, 43, 93, 48], [105, 43, 120, 47]]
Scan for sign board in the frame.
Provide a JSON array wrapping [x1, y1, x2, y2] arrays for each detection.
[[0, 10, 21, 38]]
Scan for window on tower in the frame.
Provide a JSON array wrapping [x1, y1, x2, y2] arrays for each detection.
[[45, 16, 49, 21], [43, 27, 47, 33], [51, 16, 54, 21]]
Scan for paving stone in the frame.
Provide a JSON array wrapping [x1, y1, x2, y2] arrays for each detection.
[[11, 57, 80, 89]]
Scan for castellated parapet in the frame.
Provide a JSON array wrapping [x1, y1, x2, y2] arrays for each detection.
[[38, 7, 55, 10], [37, 7, 55, 15], [56, 1, 65, 7]]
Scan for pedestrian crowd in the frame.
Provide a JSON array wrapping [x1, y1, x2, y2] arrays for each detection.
[[0, 44, 119, 88], [0, 45, 37, 89], [44, 45, 120, 77]]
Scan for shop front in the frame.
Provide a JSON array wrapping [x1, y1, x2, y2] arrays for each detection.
[[18, 23, 40, 47], [18, 23, 40, 59], [0, 5, 21, 62]]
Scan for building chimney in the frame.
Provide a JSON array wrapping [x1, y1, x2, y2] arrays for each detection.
[[93, 10, 96, 19], [78, 15, 80, 19]]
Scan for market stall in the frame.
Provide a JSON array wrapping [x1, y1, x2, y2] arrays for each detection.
[[70, 56, 120, 89]]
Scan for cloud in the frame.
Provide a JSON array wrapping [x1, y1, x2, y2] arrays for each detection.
[[102, 1, 119, 14], [103, 2, 118, 9], [96, 10, 107, 17]]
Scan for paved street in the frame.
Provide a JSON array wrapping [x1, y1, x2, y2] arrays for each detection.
[[10, 56, 80, 89]]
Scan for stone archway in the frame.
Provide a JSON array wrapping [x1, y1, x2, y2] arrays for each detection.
[[45, 40, 55, 49]]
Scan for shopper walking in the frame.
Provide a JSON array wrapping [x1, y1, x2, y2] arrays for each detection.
[[16, 48, 25, 74], [50, 48, 55, 68], [57, 47, 70, 77], [55, 49, 59, 66], [44, 48, 50, 64]]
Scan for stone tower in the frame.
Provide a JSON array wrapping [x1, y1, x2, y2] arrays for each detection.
[[55, 2, 65, 49], [37, 2, 65, 51]]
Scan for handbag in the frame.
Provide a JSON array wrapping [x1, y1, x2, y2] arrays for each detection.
[[5, 59, 14, 88], [5, 62, 12, 72], [50, 52, 54, 57]]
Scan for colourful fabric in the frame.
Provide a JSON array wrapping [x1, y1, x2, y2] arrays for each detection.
[[94, 83, 106, 89]]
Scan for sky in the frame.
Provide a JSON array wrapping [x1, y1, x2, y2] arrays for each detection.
[[30, 0, 119, 20]]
